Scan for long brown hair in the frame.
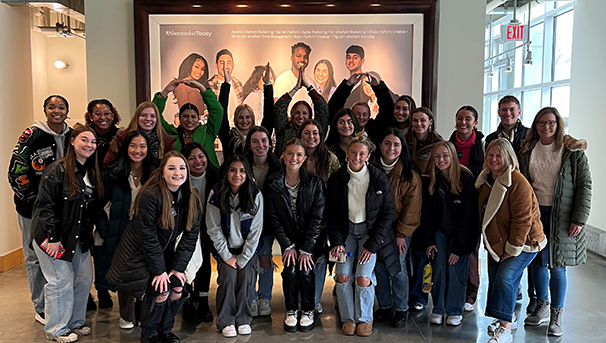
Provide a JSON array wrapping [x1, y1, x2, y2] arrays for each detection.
[[63, 125, 103, 199], [524, 107, 565, 152], [126, 101, 167, 159], [131, 151, 201, 231], [428, 141, 470, 195], [297, 119, 333, 180]]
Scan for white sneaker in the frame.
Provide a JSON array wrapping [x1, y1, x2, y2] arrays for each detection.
[[446, 315, 463, 326], [488, 317, 517, 337], [299, 311, 315, 332], [259, 299, 271, 316], [251, 300, 259, 317], [118, 318, 135, 329], [221, 325, 237, 338], [488, 326, 513, 343], [35, 312, 46, 325], [70, 325, 91, 336], [46, 332, 78, 342], [464, 302, 474, 312], [237, 324, 252, 335], [429, 313, 443, 325], [284, 310, 298, 332], [314, 302, 324, 314]]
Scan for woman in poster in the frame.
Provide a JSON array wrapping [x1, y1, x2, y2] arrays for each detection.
[[174, 53, 210, 119], [313, 59, 337, 103]]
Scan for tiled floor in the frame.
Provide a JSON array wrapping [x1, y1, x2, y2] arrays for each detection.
[[1, 251, 605, 343]]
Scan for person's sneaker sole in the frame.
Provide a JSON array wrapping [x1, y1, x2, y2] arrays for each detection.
[[46, 333, 78, 343], [71, 325, 91, 336], [299, 322, 315, 332], [35, 313, 46, 325], [284, 324, 297, 333]]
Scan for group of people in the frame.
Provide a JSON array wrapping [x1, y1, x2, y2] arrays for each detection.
[[9, 44, 591, 343]]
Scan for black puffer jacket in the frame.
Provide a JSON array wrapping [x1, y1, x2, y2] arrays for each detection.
[[31, 160, 97, 262], [266, 166, 325, 257], [107, 184, 201, 299], [326, 162, 400, 276]]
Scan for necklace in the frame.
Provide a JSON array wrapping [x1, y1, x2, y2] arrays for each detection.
[[253, 162, 268, 170], [130, 171, 142, 180]]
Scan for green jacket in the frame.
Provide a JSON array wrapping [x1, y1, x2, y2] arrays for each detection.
[[519, 135, 592, 267], [153, 89, 223, 168]]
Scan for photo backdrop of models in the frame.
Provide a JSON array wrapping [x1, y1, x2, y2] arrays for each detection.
[[159, 23, 413, 126]]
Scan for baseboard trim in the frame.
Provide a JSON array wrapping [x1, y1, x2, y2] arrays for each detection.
[[0, 247, 24, 273], [586, 225, 606, 259]]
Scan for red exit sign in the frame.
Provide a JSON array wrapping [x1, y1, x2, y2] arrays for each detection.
[[501, 24, 528, 41]]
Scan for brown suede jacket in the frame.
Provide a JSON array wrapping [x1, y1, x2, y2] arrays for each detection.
[[385, 160, 422, 238]]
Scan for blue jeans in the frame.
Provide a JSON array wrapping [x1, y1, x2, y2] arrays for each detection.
[[486, 251, 536, 322], [431, 231, 469, 316], [18, 214, 46, 314], [409, 249, 429, 306], [532, 206, 567, 308], [255, 234, 275, 300], [33, 239, 93, 338], [376, 236, 410, 311], [314, 255, 327, 305], [336, 222, 377, 323]]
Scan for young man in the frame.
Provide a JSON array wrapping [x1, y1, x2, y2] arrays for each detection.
[[343, 45, 373, 109], [273, 42, 312, 105], [208, 49, 243, 119], [485, 95, 528, 154]]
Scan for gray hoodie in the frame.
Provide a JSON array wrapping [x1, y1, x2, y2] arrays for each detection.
[[31, 121, 70, 159]]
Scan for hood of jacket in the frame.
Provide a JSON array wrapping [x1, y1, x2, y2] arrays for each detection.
[[520, 134, 587, 154], [32, 121, 70, 159]]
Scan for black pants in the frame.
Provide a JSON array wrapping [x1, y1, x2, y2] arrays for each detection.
[[140, 275, 187, 337], [191, 233, 212, 295], [282, 261, 316, 312]]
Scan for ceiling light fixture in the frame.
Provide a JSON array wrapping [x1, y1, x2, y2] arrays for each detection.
[[488, 64, 494, 78], [370, 3, 381, 6], [54, 60, 69, 69], [504, 58, 513, 73], [326, 4, 335, 7], [236, 4, 248, 8], [280, 4, 290, 7], [192, 4, 202, 8], [524, 50, 533, 66]]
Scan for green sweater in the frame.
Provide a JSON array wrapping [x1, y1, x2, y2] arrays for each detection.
[[153, 89, 223, 168]]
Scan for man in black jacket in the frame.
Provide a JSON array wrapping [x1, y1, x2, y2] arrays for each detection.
[[485, 95, 528, 154]]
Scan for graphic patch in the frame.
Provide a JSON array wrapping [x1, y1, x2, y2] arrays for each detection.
[[10, 160, 28, 176], [32, 155, 46, 173], [19, 128, 33, 143]]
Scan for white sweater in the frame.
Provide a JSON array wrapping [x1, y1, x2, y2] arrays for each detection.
[[347, 164, 370, 223]]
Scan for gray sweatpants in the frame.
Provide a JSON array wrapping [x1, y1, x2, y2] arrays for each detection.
[[216, 256, 257, 330]]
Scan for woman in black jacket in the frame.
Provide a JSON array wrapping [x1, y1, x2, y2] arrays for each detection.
[[84, 99, 121, 170], [95, 130, 156, 328], [327, 131, 396, 337], [422, 141, 478, 326], [107, 151, 201, 343], [266, 138, 325, 332], [31, 125, 103, 342]]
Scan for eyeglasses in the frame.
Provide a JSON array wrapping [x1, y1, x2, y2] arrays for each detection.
[[92, 111, 112, 118], [537, 120, 557, 127]]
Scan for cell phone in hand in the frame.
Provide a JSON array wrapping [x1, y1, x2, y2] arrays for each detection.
[[40, 238, 65, 258]]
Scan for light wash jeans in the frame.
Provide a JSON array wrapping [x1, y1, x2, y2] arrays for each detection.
[[18, 214, 46, 314], [33, 239, 93, 339], [314, 255, 327, 305], [336, 221, 377, 323], [255, 234, 275, 300], [431, 231, 469, 316], [375, 236, 411, 311]]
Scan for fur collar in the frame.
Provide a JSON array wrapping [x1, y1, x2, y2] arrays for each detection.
[[520, 134, 587, 154]]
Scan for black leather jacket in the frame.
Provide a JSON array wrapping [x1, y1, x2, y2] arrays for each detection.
[[265, 167, 325, 257], [31, 160, 97, 262]]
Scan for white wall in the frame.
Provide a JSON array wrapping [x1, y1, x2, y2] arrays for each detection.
[[569, 0, 605, 230], [85, 0, 136, 123], [0, 4, 35, 256], [435, 0, 486, 139]]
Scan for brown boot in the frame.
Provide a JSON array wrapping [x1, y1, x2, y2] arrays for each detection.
[[342, 321, 356, 336], [356, 321, 373, 337]]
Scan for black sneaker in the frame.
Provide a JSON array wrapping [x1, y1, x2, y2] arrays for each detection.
[[87, 293, 97, 311], [374, 308, 393, 323], [392, 310, 408, 328], [158, 332, 180, 343]]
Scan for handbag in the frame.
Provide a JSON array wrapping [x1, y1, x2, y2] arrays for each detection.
[[174, 231, 204, 284]]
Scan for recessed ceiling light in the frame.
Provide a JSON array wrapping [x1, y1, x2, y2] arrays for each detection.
[[326, 3, 335, 7], [192, 4, 202, 8], [236, 4, 248, 8], [280, 4, 290, 7], [371, 3, 381, 7]]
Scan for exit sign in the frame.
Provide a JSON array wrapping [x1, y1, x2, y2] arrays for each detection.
[[501, 24, 528, 41]]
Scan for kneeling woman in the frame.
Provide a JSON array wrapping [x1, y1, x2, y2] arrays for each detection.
[[266, 139, 325, 332], [107, 151, 201, 343], [327, 131, 396, 337], [423, 141, 478, 326], [32, 125, 103, 342], [476, 138, 546, 343], [206, 155, 264, 338]]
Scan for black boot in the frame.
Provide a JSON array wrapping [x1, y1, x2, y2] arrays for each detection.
[[140, 298, 167, 343], [98, 289, 114, 309], [158, 290, 188, 342], [196, 296, 214, 323], [182, 298, 202, 324]]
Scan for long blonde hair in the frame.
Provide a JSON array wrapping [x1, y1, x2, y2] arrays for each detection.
[[428, 141, 470, 195], [231, 104, 255, 152], [130, 151, 201, 231]]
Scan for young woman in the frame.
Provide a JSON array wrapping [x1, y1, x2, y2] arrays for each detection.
[[174, 53, 210, 118], [476, 139, 546, 343], [103, 101, 175, 168], [393, 95, 416, 135], [406, 106, 443, 175], [266, 138, 325, 332], [327, 131, 396, 337], [273, 68, 329, 158], [219, 104, 255, 158], [154, 79, 223, 168], [244, 126, 282, 317], [206, 155, 264, 338], [84, 99, 121, 169], [422, 141, 478, 326], [180, 142, 219, 324], [519, 107, 592, 337], [95, 130, 156, 329], [31, 125, 103, 342], [313, 59, 337, 102], [8, 95, 73, 324], [107, 151, 201, 343], [372, 128, 422, 328], [447, 105, 485, 312], [326, 108, 361, 164]]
